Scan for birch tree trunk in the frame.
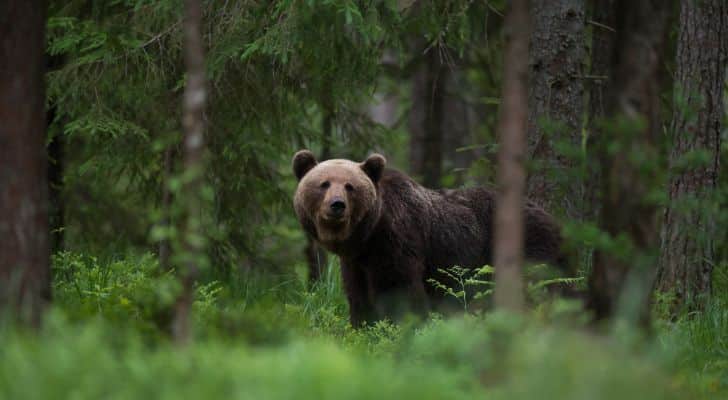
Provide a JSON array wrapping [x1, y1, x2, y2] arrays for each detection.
[[493, 0, 530, 313], [0, 0, 50, 326], [172, 0, 207, 344], [657, 0, 727, 315]]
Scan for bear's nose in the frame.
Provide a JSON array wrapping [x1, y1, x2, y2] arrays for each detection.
[[330, 200, 346, 216]]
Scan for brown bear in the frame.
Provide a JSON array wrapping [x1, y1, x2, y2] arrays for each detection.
[[292, 149, 570, 326]]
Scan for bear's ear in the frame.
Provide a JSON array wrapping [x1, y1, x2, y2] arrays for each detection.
[[292, 149, 318, 181], [360, 153, 386, 183]]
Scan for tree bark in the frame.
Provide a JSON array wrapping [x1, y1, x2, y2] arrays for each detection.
[[442, 61, 480, 186], [321, 95, 334, 161], [172, 0, 207, 345], [657, 0, 727, 315], [304, 104, 333, 283], [159, 145, 174, 270], [526, 0, 585, 218], [585, 0, 616, 220], [493, 0, 530, 313], [588, 0, 669, 327], [0, 0, 50, 326], [410, 43, 478, 187], [409, 44, 445, 188]]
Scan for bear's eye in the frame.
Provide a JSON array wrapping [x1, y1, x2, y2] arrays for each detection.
[[320, 181, 330, 189], [345, 183, 354, 192]]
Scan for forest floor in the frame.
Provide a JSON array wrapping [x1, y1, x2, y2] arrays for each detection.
[[1, 252, 726, 399]]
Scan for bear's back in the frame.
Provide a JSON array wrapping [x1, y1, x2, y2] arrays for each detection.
[[375, 170, 494, 269], [374, 171, 564, 271]]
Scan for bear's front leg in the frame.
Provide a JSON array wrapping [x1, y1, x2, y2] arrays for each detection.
[[341, 260, 376, 327], [406, 260, 430, 318], [371, 257, 431, 322]]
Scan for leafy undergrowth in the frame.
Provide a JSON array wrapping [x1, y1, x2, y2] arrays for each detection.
[[0, 252, 725, 399]]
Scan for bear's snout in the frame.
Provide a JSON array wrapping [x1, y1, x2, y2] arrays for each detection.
[[321, 182, 350, 221], [325, 196, 347, 221], [329, 199, 346, 216]]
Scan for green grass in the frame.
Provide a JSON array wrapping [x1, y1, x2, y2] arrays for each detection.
[[0, 318, 482, 400], [0, 252, 726, 399]]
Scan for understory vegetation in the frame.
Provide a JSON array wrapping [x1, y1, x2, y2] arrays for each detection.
[[2, 252, 726, 399]]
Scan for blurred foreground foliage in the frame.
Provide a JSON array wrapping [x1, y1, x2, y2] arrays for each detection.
[[2, 252, 726, 399]]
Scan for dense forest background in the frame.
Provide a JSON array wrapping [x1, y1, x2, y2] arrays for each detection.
[[1, 0, 727, 398]]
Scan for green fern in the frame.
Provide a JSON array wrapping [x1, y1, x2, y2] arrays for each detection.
[[428, 264, 584, 311]]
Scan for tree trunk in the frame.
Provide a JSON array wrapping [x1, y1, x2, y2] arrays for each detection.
[[588, 0, 669, 327], [369, 49, 400, 130], [321, 97, 333, 161], [159, 145, 174, 270], [172, 0, 207, 345], [0, 0, 50, 326], [526, 0, 585, 218], [409, 44, 445, 188], [585, 0, 616, 221], [409, 42, 425, 181], [442, 60, 480, 186], [493, 0, 530, 313], [304, 104, 333, 283], [657, 0, 727, 315], [410, 42, 478, 187]]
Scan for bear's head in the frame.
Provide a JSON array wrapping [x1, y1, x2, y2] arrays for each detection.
[[292, 150, 386, 249]]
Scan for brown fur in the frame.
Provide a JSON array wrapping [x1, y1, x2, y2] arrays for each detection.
[[293, 150, 570, 326]]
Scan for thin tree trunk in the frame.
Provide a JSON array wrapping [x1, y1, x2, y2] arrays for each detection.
[[526, 0, 585, 218], [172, 0, 207, 345], [159, 145, 174, 270], [442, 59, 479, 186], [657, 0, 727, 315], [409, 44, 445, 188], [493, 0, 530, 313], [588, 0, 669, 327], [321, 99, 333, 161], [585, 0, 616, 221], [409, 41, 426, 181], [369, 48, 400, 131], [0, 0, 50, 326], [304, 102, 333, 283]]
